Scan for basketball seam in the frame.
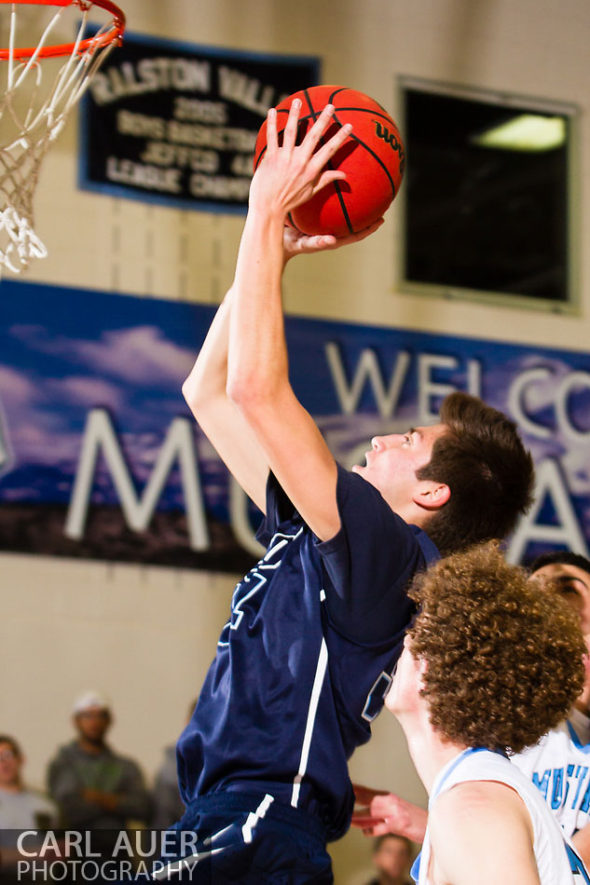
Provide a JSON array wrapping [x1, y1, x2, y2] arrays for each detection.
[[254, 148, 266, 171], [302, 87, 320, 121], [303, 88, 354, 235], [287, 211, 304, 233], [331, 180, 354, 234], [333, 112, 398, 200], [276, 106, 398, 126]]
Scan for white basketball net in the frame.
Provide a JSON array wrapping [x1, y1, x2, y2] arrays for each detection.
[[0, 2, 121, 273]]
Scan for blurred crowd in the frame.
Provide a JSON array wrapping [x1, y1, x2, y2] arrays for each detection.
[[0, 691, 191, 834]]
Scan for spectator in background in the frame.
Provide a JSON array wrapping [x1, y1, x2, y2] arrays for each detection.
[[0, 735, 58, 828], [47, 691, 151, 830], [366, 834, 413, 885]]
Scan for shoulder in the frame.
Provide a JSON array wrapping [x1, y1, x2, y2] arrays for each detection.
[[432, 779, 533, 841], [429, 780, 537, 883], [324, 465, 420, 545], [335, 464, 392, 510]]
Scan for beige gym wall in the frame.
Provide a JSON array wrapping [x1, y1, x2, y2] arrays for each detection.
[[2, 1, 590, 881]]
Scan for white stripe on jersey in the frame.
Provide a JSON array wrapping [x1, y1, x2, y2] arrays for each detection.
[[291, 635, 329, 807], [242, 793, 275, 843]]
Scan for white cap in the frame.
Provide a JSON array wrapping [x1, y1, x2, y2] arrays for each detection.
[[72, 690, 111, 714]]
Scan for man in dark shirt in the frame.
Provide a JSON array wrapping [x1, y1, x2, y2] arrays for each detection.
[[169, 99, 535, 883]]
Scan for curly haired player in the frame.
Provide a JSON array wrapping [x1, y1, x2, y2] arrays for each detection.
[[353, 551, 590, 867], [385, 543, 588, 884]]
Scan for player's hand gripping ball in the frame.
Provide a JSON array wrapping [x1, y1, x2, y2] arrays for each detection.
[[253, 85, 405, 237]]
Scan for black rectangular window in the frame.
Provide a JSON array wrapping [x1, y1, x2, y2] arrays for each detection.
[[402, 80, 575, 308]]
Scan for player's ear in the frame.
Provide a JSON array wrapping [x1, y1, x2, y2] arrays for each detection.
[[412, 481, 450, 512]]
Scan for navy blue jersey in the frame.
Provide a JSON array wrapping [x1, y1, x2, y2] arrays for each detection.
[[177, 465, 438, 841]]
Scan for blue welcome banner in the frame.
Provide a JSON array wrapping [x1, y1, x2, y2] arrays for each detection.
[[0, 278, 588, 571]]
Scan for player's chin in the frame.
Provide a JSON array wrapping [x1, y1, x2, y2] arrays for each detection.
[[384, 686, 398, 714]]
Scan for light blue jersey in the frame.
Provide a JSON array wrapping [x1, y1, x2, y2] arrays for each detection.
[[412, 748, 590, 884]]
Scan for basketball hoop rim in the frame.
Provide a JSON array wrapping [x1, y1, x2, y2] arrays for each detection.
[[0, 0, 126, 60]]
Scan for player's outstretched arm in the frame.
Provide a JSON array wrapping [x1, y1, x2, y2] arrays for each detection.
[[182, 215, 380, 515], [430, 782, 540, 885], [227, 100, 380, 541]]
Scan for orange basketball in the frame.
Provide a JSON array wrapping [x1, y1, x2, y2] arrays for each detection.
[[253, 85, 405, 237]]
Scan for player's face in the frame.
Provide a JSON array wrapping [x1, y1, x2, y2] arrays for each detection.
[[0, 742, 22, 787], [531, 563, 590, 634], [385, 635, 422, 717], [352, 423, 447, 513]]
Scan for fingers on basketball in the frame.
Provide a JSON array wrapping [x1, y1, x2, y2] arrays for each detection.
[[254, 85, 404, 236]]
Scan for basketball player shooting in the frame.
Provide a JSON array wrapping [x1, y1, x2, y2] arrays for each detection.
[[166, 101, 535, 882]]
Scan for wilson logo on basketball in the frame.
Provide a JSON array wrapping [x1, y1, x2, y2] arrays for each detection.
[[374, 121, 405, 170]]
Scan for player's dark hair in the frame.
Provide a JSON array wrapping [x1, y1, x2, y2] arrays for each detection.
[[417, 393, 535, 555], [530, 550, 590, 578], [408, 542, 585, 754], [0, 735, 21, 757]]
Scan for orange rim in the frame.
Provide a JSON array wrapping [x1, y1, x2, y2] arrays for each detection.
[[0, 0, 125, 60]]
